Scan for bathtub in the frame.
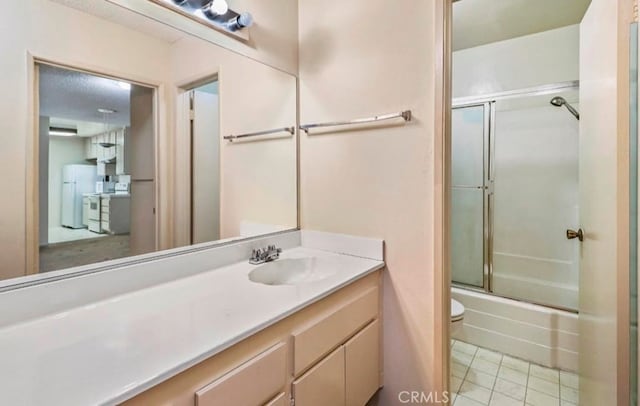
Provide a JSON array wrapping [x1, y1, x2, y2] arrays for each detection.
[[452, 287, 578, 372]]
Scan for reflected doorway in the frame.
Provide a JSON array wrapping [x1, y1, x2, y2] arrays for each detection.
[[188, 78, 221, 245], [37, 63, 157, 272]]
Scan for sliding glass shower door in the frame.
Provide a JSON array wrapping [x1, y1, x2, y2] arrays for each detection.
[[451, 104, 491, 289], [451, 84, 580, 311]]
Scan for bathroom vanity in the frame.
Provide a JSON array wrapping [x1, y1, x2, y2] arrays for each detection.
[[126, 262, 381, 406], [0, 231, 384, 406]]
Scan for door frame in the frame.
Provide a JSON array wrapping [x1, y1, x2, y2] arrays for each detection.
[[434, 0, 452, 397], [437, 0, 636, 403], [174, 70, 221, 248], [27, 54, 164, 275]]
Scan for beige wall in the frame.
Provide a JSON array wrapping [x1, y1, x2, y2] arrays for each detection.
[[170, 36, 297, 245], [107, 0, 299, 75], [298, 0, 443, 402]]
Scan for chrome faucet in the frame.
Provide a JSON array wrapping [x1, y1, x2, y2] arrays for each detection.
[[249, 245, 283, 265]]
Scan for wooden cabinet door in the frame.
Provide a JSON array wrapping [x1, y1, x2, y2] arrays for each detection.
[[293, 346, 345, 406], [345, 320, 380, 406], [195, 343, 287, 406], [264, 392, 287, 406]]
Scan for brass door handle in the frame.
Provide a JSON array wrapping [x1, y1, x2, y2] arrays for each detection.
[[566, 228, 584, 242]]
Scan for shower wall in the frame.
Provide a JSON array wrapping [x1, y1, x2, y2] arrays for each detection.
[[453, 24, 579, 99]]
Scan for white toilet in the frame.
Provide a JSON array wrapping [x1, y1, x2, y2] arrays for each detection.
[[451, 299, 465, 334]]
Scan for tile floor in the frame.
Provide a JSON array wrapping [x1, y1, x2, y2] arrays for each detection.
[[451, 340, 579, 406]]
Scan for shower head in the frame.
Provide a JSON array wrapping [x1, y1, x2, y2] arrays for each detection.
[[550, 96, 580, 120]]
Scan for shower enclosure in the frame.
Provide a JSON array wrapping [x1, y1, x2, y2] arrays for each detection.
[[451, 81, 580, 311]]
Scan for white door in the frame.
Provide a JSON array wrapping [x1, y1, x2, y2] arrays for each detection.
[[191, 87, 221, 244], [578, 0, 625, 404]]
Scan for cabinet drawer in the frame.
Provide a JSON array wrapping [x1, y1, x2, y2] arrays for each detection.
[[293, 287, 378, 376], [345, 320, 380, 406], [101, 221, 110, 232], [264, 392, 287, 406], [292, 346, 345, 406], [195, 342, 287, 406], [101, 211, 109, 222]]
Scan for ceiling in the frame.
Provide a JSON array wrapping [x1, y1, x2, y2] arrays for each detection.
[[49, 0, 185, 44], [39, 64, 132, 126], [453, 0, 591, 51]]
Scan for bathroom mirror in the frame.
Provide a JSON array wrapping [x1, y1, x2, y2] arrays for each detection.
[[0, 0, 298, 285]]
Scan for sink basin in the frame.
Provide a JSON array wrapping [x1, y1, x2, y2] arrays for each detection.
[[248, 258, 335, 286]]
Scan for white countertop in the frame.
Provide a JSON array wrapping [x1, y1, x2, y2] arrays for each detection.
[[0, 246, 383, 405]]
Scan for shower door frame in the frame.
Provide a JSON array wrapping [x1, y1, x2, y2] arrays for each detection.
[[452, 80, 580, 312], [451, 101, 494, 292]]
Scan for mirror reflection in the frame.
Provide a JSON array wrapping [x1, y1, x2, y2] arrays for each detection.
[[39, 65, 156, 271], [14, 0, 299, 279]]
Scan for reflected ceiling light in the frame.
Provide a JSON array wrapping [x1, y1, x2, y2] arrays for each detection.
[[49, 127, 77, 137], [117, 81, 132, 90]]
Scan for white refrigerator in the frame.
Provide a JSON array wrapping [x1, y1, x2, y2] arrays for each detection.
[[61, 165, 97, 229]]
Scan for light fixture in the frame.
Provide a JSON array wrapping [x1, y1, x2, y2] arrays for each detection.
[[161, 0, 254, 33], [117, 81, 131, 90], [228, 12, 253, 31], [203, 0, 228, 17], [49, 127, 77, 137]]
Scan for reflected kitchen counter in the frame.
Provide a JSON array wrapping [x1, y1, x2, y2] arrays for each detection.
[[0, 231, 384, 405]]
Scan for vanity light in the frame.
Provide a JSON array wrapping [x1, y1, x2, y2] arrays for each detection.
[[228, 12, 253, 31], [203, 0, 229, 18], [159, 0, 254, 33], [117, 81, 132, 90]]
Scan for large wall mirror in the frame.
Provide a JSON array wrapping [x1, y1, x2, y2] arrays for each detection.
[[1, 0, 298, 285]]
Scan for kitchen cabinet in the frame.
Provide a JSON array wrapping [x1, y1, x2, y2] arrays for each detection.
[[85, 129, 124, 164], [100, 195, 130, 235], [84, 137, 97, 161], [123, 272, 382, 406]]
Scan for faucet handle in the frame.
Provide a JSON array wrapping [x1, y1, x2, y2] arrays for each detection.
[[250, 249, 259, 260]]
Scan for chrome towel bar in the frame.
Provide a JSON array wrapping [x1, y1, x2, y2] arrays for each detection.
[[299, 110, 412, 134], [223, 126, 295, 142]]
